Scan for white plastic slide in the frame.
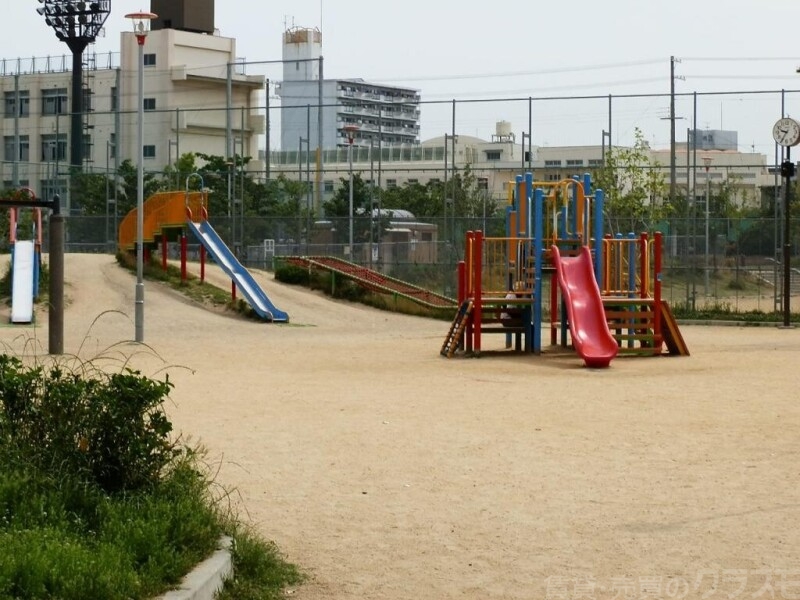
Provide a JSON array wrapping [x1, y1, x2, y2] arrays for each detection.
[[11, 240, 35, 323]]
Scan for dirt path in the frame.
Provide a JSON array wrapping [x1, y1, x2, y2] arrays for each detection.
[[3, 254, 800, 600]]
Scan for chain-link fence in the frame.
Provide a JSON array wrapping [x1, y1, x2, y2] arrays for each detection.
[[44, 213, 798, 314]]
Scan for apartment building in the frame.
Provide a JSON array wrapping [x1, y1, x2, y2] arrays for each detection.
[[277, 26, 421, 152]]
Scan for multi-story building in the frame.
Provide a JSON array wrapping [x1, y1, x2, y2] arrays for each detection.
[[0, 0, 263, 213], [269, 123, 772, 211], [277, 26, 420, 152]]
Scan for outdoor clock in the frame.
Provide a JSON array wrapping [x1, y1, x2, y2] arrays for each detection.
[[772, 117, 800, 147]]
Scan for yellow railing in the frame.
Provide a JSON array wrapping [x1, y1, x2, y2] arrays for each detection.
[[601, 234, 654, 298]]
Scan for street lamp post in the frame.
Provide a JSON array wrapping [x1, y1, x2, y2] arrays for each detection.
[[105, 140, 112, 251], [343, 124, 359, 260], [126, 11, 157, 343], [702, 156, 712, 296]]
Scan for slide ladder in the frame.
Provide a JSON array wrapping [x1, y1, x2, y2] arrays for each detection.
[[440, 300, 473, 358]]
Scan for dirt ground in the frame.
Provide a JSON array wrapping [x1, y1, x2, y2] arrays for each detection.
[[2, 254, 800, 600]]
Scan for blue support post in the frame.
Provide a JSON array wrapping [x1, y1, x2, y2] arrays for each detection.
[[532, 187, 545, 354], [571, 175, 580, 238], [515, 174, 524, 237], [594, 189, 605, 284], [524, 172, 533, 239], [627, 232, 637, 296]]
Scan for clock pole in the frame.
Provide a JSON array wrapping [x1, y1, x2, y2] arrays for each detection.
[[781, 147, 794, 327]]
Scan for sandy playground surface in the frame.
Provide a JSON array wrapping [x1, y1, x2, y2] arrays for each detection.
[[1, 254, 800, 600]]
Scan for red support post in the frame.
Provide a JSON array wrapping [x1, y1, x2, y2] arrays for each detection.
[[200, 245, 206, 283], [639, 232, 649, 299], [457, 260, 467, 352], [161, 234, 168, 271], [550, 272, 558, 345], [474, 230, 484, 355], [457, 260, 466, 305], [653, 231, 663, 351], [464, 233, 474, 354], [231, 280, 237, 302]]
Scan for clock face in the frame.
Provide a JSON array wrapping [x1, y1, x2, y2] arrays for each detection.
[[773, 117, 800, 147]]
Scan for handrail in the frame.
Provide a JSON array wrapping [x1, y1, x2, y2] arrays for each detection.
[[118, 190, 208, 251]]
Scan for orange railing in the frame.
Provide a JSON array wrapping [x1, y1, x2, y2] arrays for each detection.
[[118, 190, 207, 251]]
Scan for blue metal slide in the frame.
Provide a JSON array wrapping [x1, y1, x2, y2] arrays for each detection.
[[187, 220, 289, 322]]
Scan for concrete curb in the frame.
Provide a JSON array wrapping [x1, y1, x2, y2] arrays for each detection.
[[679, 319, 797, 328], [157, 536, 233, 600]]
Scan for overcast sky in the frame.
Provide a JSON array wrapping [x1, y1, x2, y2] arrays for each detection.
[[7, 0, 800, 157]]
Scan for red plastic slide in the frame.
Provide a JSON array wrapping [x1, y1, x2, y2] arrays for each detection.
[[551, 245, 618, 368]]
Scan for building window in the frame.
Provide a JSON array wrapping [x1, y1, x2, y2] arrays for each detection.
[[3, 180, 29, 189], [566, 159, 584, 167], [143, 98, 156, 111], [4, 135, 30, 162], [485, 150, 501, 161], [544, 160, 562, 167], [143, 53, 156, 67], [40, 178, 67, 202], [109, 133, 116, 159], [42, 88, 68, 115], [407, 178, 419, 185], [588, 159, 603, 167], [41, 134, 67, 161], [386, 178, 397, 189], [111, 87, 118, 111], [4, 91, 30, 118], [477, 178, 489, 191], [324, 180, 334, 193], [546, 173, 561, 182], [143, 145, 156, 159], [83, 134, 92, 160]]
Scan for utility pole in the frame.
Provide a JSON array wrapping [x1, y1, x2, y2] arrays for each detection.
[[670, 56, 678, 206]]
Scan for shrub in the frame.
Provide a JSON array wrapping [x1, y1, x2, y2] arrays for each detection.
[[274, 264, 310, 285], [0, 356, 178, 493]]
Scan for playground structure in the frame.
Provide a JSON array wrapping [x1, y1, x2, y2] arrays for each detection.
[[117, 184, 288, 322], [440, 172, 688, 367], [7, 191, 43, 324]]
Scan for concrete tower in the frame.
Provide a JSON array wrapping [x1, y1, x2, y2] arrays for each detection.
[[282, 27, 322, 82]]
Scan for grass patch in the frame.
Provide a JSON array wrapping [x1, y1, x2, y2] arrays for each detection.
[[0, 352, 302, 599], [115, 252, 263, 321]]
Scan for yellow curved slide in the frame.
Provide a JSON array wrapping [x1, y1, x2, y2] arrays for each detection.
[[118, 190, 207, 251]]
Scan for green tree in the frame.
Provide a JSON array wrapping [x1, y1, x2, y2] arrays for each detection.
[[594, 128, 668, 235], [70, 172, 114, 215], [116, 159, 161, 217], [322, 174, 371, 245]]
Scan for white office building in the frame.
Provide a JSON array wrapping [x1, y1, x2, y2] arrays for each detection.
[[0, 1, 263, 212]]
